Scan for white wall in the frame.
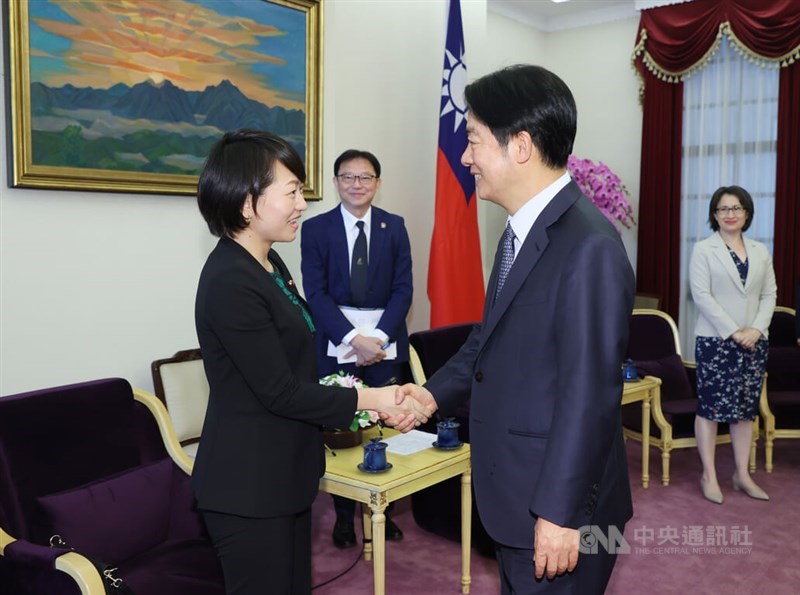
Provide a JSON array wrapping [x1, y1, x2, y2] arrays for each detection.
[[543, 16, 643, 266], [482, 12, 642, 265], [479, 13, 547, 268], [0, 1, 643, 395]]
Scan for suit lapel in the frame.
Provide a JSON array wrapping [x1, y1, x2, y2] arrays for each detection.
[[368, 208, 387, 277], [478, 182, 581, 353], [709, 233, 745, 294], [329, 207, 350, 282], [482, 232, 506, 322], [268, 248, 313, 315], [743, 238, 759, 292]]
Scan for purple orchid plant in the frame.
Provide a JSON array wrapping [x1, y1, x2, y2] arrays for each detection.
[[567, 156, 636, 232]]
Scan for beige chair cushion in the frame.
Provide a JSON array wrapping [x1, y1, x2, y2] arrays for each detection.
[[159, 359, 209, 444]]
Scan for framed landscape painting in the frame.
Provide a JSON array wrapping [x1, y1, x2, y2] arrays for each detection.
[[4, 0, 323, 197]]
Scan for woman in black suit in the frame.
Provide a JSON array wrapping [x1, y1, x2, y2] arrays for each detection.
[[193, 130, 425, 595]]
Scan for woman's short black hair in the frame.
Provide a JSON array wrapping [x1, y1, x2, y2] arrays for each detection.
[[464, 64, 576, 169], [708, 185, 754, 232], [333, 149, 381, 178], [197, 129, 305, 237]]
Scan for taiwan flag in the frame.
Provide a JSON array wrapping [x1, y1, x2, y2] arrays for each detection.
[[428, 0, 484, 328]]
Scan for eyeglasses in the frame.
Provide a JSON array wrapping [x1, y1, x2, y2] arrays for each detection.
[[336, 173, 377, 186], [715, 206, 744, 215]]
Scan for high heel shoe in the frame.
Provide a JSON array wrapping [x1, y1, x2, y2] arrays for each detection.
[[700, 478, 723, 504], [732, 473, 769, 501]]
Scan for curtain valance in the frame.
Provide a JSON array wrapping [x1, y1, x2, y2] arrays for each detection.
[[632, 0, 800, 84], [633, 0, 800, 318]]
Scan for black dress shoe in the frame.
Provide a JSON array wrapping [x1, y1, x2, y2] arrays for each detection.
[[385, 516, 404, 541], [332, 521, 357, 549]]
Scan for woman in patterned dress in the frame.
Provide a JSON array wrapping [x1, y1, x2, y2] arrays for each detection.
[[689, 185, 776, 504]]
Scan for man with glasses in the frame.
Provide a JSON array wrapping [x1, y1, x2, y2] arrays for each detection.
[[301, 149, 412, 548]]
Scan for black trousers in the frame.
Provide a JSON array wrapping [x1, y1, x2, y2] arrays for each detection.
[[495, 538, 619, 595], [203, 508, 312, 595]]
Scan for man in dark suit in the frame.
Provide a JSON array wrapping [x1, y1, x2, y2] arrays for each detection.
[[402, 65, 635, 593], [301, 149, 412, 548]]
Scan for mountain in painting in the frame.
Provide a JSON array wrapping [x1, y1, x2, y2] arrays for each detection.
[[28, 78, 305, 175], [193, 79, 304, 135], [112, 79, 197, 124]]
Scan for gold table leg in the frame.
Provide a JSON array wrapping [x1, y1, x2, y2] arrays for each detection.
[[361, 502, 372, 561], [461, 469, 472, 594], [369, 493, 387, 595], [642, 393, 651, 488]]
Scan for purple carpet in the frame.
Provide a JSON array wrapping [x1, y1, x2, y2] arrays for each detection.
[[310, 439, 799, 594]]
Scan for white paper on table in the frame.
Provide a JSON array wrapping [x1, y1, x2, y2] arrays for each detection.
[[382, 429, 437, 455], [326, 306, 397, 364]]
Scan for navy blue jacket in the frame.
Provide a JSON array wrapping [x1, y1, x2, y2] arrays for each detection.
[[300, 205, 413, 375], [426, 181, 635, 548]]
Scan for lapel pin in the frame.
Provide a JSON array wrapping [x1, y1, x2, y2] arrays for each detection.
[[288, 279, 294, 286], [381, 222, 387, 229]]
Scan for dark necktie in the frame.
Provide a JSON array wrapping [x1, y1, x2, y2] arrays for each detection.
[[495, 222, 515, 302], [350, 220, 368, 306]]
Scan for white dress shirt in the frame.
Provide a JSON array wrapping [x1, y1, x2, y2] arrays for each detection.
[[338, 204, 388, 346], [505, 172, 571, 262]]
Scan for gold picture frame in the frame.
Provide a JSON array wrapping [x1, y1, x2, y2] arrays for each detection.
[[5, 0, 323, 198]]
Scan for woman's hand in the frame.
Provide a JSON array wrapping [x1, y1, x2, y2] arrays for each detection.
[[382, 385, 438, 433], [357, 385, 438, 433], [357, 386, 418, 432], [396, 384, 438, 421], [732, 328, 762, 350]]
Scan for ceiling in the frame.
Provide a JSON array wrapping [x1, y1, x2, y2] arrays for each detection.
[[487, 0, 682, 32]]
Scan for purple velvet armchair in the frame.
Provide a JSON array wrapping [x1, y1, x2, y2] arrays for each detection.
[[759, 307, 800, 472], [0, 378, 224, 595], [406, 323, 496, 558], [621, 309, 757, 486]]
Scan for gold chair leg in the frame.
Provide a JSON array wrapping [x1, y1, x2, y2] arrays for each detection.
[[766, 435, 774, 473], [661, 450, 671, 486]]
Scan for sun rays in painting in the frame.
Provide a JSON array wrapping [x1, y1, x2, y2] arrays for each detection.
[[30, 0, 305, 110]]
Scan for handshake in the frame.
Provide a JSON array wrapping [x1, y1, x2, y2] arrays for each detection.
[[359, 384, 439, 433]]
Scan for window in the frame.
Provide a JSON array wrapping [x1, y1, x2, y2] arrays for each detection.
[[679, 36, 779, 357]]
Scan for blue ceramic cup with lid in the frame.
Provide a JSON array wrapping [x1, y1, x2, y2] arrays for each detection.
[[623, 359, 639, 382], [436, 417, 461, 447], [363, 437, 388, 471]]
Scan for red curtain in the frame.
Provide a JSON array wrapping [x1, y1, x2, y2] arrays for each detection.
[[636, 69, 683, 319], [633, 0, 800, 318], [774, 65, 800, 308]]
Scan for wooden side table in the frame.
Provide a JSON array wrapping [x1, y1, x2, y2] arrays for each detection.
[[319, 427, 472, 595]]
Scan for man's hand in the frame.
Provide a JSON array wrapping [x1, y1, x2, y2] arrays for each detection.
[[380, 384, 438, 433], [533, 517, 580, 580], [366, 386, 416, 432], [396, 383, 438, 426], [345, 335, 386, 366], [380, 400, 417, 433]]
